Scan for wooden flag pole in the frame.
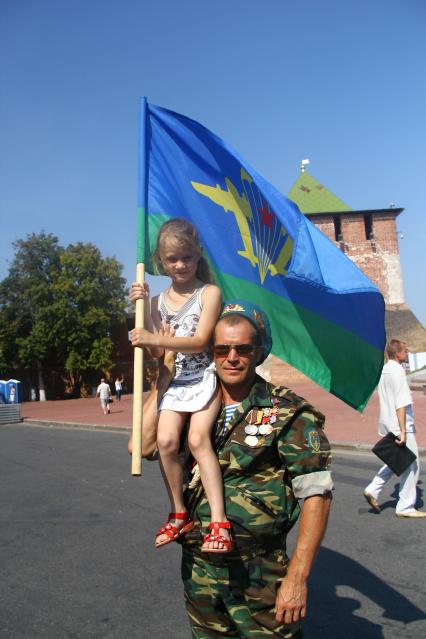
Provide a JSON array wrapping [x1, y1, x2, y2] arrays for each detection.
[[132, 96, 149, 476], [131, 262, 145, 476]]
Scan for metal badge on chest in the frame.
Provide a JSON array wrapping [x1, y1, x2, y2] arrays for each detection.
[[243, 407, 278, 447]]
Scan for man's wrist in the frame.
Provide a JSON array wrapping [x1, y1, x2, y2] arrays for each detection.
[[286, 557, 310, 582]]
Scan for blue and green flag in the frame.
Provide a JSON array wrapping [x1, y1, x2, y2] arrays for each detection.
[[137, 99, 385, 412]]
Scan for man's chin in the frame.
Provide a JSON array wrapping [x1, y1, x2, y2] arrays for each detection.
[[221, 370, 244, 384]]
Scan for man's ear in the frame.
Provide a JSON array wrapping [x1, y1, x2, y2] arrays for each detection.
[[255, 347, 264, 365]]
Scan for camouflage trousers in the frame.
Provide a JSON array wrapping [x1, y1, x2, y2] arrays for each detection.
[[181, 549, 303, 638]]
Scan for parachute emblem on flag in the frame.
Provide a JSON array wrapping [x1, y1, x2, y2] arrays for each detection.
[[191, 167, 294, 284]]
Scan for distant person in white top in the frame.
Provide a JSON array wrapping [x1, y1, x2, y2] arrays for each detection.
[[364, 339, 426, 518], [96, 378, 111, 415], [115, 377, 124, 401], [9, 385, 16, 403]]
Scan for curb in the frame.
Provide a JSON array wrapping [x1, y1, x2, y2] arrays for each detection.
[[329, 440, 426, 458], [19, 418, 426, 457], [21, 418, 131, 434]]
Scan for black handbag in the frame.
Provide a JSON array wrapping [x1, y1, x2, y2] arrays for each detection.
[[372, 432, 416, 476]]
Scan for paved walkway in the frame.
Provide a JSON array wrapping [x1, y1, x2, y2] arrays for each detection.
[[19, 382, 426, 450]]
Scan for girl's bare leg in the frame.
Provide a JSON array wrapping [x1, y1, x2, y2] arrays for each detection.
[[156, 409, 188, 546], [187, 388, 229, 551]]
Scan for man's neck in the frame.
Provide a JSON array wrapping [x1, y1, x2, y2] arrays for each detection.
[[220, 374, 257, 405]]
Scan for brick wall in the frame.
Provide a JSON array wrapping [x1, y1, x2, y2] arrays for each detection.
[[307, 212, 404, 304], [310, 214, 335, 241]]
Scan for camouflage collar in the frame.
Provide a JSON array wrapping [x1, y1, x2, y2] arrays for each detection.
[[239, 375, 275, 409]]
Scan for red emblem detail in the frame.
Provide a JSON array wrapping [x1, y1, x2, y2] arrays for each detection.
[[258, 205, 274, 228]]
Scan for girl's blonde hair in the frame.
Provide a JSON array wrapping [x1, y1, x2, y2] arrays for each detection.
[[153, 218, 215, 284]]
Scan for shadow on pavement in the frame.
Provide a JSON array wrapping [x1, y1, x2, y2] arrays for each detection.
[[305, 547, 426, 638]]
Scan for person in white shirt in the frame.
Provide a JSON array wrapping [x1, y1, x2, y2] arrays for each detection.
[[115, 377, 123, 401], [96, 378, 111, 415], [364, 339, 426, 518]]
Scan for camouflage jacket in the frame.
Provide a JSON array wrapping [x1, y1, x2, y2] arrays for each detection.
[[181, 376, 333, 561]]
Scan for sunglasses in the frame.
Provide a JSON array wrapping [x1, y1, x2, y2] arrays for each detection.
[[213, 343, 257, 357]]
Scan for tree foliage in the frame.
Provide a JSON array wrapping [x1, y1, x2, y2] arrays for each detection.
[[0, 232, 127, 396]]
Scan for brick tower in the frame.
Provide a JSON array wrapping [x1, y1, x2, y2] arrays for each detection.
[[287, 166, 426, 352], [288, 168, 405, 304]]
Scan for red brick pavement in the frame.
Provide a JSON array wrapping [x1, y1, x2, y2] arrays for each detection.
[[20, 385, 426, 448], [21, 394, 136, 430]]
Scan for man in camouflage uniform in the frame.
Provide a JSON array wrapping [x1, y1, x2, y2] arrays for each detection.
[[179, 301, 333, 638]]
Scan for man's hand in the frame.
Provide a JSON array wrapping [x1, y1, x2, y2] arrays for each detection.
[[275, 573, 307, 624], [395, 435, 406, 447], [274, 493, 331, 626]]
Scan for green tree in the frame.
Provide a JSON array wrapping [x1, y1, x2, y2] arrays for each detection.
[[0, 233, 128, 398], [0, 232, 63, 399], [49, 241, 127, 394]]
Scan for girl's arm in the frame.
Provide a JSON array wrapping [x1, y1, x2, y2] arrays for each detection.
[[148, 295, 165, 358], [130, 282, 154, 333], [130, 283, 165, 358], [130, 285, 222, 353]]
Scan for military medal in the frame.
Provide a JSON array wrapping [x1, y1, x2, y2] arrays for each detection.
[[259, 423, 273, 435], [270, 415, 277, 424], [246, 410, 255, 424], [244, 424, 259, 436], [262, 408, 271, 422], [244, 435, 259, 447], [247, 409, 263, 425]]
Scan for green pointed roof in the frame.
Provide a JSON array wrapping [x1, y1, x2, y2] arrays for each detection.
[[288, 170, 352, 214]]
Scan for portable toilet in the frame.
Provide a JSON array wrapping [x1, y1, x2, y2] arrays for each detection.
[[7, 379, 22, 403], [0, 380, 7, 403]]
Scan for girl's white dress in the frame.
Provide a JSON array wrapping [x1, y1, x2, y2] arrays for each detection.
[[158, 285, 216, 412]]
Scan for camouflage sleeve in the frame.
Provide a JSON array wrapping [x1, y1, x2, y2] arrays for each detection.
[[277, 409, 333, 499]]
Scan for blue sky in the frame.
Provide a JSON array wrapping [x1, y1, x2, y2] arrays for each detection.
[[1, 0, 425, 325]]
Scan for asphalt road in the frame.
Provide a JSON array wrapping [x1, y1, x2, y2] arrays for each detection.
[[1, 424, 425, 639]]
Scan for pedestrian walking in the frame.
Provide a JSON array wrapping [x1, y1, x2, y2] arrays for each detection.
[[96, 378, 111, 415], [115, 376, 124, 401], [364, 339, 426, 518]]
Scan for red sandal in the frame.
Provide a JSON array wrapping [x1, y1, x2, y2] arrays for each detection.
[[155, 512, 194, 548], [201, 521, 234, 554]]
